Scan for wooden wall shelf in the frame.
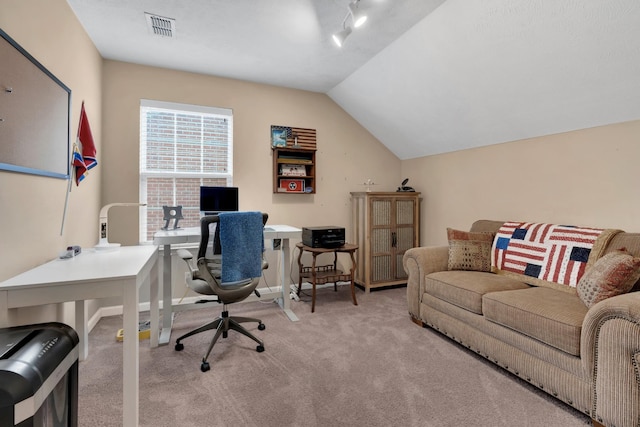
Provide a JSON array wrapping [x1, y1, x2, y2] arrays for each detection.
[[271, 125, 317, 194], [273, 147, 316, 194]]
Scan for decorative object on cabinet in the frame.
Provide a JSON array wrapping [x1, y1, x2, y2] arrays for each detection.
[[271, 125, 316, 194], [361, 178, 377, 192], [397, 178, 415, 192], [350, 191, 421, 292]]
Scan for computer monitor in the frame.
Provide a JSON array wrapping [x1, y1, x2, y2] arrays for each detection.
[[199, 186, 239, 214]]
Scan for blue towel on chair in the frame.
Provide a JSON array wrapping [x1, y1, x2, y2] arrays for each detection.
[[218, 211, 264, 283]]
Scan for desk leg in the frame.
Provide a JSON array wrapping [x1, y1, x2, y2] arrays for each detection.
[[311, 254, 318, 313], [122, 281, 139, 427], [0, 291, 8, 328], [349, 250, 358, 306], [149, 255, 159, 348], [278, 239, 299, 322], [75, 300, 88, 361], [159, 244, 173, 345]]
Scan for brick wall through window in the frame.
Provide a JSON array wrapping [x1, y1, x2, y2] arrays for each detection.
[[139, 100, 233, 242]]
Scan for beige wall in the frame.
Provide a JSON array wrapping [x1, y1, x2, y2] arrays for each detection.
[[402, 119, 640, 246], [102, 61, 401, 247], [0, 0, 103, 324], [0, 0, 400, 324], [0, 0, 401, 320], [102, 61, 402, 300]]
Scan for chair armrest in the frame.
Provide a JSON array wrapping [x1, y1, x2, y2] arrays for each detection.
[[177, 248, 193, 260], [581, 291, 640, 427], [403, 246, 449, 320], [177, 248, 201, 280]]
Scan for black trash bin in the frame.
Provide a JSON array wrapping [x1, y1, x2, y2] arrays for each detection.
[[0, 322, 79, 427]]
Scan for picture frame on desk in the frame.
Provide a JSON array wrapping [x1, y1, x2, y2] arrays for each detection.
[[279, 178, 305, 193]]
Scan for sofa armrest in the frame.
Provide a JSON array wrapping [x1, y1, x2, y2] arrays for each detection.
[[403, 246, 449, 320], [581, 291, 640, 427]]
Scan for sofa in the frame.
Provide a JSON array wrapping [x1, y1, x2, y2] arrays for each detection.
[[403, 220, 640, 427]]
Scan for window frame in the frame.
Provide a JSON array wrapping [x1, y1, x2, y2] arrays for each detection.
[[139, 99, 233, 243]]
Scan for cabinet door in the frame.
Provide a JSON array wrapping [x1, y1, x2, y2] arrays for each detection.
[[370, 198, 393, 283], [394, 198, 417, 280], [369, 196, 418, 283]]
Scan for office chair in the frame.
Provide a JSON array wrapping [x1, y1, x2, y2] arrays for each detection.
[[175, 212, 269, 372]]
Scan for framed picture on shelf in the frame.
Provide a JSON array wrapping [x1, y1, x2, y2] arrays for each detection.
[[271, 126, 290, 147], [280, 164, 306, 176], [279, 178, 305, 193]]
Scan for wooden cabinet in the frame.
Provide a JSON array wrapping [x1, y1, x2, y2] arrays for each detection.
[[272, 147, 316, 194], [350, 192, 420, 292]]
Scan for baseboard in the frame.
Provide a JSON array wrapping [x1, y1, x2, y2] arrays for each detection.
[[87, 296, 205, 333], [88, 281, 350, 333]]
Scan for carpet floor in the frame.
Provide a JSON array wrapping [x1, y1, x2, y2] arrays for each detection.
[[79, 285, 592, 426]]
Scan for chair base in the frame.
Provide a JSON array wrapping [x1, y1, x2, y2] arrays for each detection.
[[175, 306, 265, 372]]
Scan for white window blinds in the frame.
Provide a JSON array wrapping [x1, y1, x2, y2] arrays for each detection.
[[139, 99, 233, 242]]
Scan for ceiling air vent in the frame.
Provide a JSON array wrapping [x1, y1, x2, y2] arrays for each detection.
[[144, 12, 175, 38]]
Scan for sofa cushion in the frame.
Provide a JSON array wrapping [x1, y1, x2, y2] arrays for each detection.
[[425, 271, 530, 314], [447, 228, 495, 272], [483, 287, 588, 356], [577, 249, 640, 308]]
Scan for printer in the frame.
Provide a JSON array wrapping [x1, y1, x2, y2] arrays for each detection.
[[302, 226, 345, 248]]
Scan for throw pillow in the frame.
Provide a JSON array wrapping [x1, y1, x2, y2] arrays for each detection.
[[447, 228, 495, 272], [577, 249, 640, 308]]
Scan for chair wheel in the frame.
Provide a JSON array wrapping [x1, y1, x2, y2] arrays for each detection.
[[175, 342, 184, 351], [201, 361, 210, 372], [258, 323, 265, 331], [256, 345, 265, 352]]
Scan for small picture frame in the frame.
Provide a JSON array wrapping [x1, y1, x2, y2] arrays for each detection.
[[280, 164, 306, 176], [279, 178, 305, 193], [271, 126, 289, 147]]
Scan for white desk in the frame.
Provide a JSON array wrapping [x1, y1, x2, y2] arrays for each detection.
[[0, 245, 159, 427], [153, 224, 301, 344]]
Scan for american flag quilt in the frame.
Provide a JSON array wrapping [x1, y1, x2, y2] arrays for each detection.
[[491, 221, 605, 288]]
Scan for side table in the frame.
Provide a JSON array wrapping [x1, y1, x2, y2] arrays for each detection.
[[296, 242, 359, 313]]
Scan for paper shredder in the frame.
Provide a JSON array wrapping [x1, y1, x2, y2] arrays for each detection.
[[0, 322, 79, 426]]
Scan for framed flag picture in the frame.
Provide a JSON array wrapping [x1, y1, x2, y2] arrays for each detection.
[[279, 179, 305, 193]]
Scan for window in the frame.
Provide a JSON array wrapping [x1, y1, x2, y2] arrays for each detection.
[[139, 99, 233, 242]]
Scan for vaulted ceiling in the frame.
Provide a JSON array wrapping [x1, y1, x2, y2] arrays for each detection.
[[67, 0, 640, 160]]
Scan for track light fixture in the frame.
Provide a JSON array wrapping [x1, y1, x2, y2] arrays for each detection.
[[332, 0, 367, 47], [332, 26, 352, 48], [348, 1, 367, 28]]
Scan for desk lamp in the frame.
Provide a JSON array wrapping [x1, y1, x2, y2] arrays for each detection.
[[95, 203, 146, 250]]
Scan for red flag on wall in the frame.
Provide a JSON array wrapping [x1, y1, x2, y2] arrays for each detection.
[[73, 102, 97, 185]]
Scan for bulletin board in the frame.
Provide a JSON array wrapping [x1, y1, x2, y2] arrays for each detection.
[[0, 28, 71, 179]]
